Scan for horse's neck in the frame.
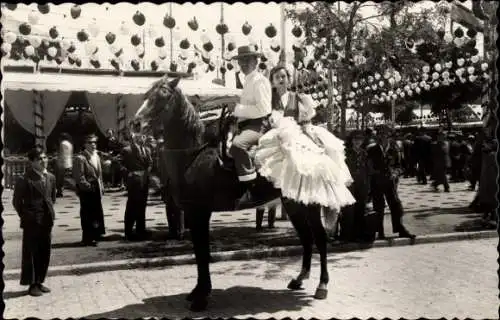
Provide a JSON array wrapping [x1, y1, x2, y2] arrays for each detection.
[[163, 99, 205, 150]]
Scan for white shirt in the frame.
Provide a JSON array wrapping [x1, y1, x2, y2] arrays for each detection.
[[89, 151, 99, 170], [58, 140, 73, 169], [233, 69, 272, 121]]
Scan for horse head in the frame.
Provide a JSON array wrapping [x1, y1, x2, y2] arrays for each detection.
[[135, 76, 204, 149]]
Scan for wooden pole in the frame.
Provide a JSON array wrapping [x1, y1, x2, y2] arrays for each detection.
[[220, 2, 226, 86], [169, 3, 173, 65]]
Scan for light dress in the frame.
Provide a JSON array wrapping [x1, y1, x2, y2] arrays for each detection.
[[254, 91, 355, 211]]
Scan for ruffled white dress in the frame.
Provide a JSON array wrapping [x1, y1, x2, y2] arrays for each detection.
[[254, 92, 355, 211]]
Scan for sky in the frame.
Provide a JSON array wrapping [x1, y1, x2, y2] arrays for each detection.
[[1, 1, 475, 87]]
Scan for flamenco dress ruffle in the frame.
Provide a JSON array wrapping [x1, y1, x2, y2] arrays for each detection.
[[255, 113, 356, 211]]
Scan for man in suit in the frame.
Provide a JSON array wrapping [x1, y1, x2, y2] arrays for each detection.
[[13, 148, 56, 296], [431, 130, 451, 192], [413, 128, 432, 184], [367, 125, 415, 240], [121, 130, 153, 241], [73, 134, 106, 247]]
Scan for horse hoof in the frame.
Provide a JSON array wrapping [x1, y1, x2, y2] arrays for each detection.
[[186, 288, 211, 302], [314, 288, 328, 300], [190, 297, 208, 312], [287, 279, 303, 290]]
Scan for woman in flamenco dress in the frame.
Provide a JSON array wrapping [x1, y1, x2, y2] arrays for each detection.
[[255, 65, 356, 213]]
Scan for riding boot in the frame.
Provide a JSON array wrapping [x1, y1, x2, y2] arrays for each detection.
[[235, 180, 269, 210]]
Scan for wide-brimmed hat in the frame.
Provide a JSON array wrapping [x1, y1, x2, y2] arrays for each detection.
[[83, 133, 98, 143], [231, 45, 262, 60]]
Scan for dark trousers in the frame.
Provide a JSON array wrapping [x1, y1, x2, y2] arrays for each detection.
[[124, 175, 149, 236], [371, 175, 404, 234], [55, 166, 71, 194], [230, 119, 265, 182], [78, 189, 106, 243], [20, 226, 52, 286], [432, 168, 449, 190], [416, 159, 427, 184], [256, 206, 276, 229], [165, 190, 185, 236]]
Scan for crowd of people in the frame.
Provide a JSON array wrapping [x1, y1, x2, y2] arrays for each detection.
[[11, 45, 497, 297]]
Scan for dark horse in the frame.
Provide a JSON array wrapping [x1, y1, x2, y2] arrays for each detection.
[[135, 77, 330, 311]]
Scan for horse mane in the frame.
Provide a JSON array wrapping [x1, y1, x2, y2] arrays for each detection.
[[144, 77, 205, 148]]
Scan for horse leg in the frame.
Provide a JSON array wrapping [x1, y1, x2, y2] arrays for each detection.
[[307, 205, 329, 300], [185, 208, 212, 311], [282, 199, 313, 290]]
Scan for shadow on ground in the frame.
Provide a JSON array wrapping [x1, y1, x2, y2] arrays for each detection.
[[84, 285, 313, 319]]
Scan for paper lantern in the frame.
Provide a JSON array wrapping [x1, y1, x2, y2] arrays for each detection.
[[4, 31, 17, 44], [47, 46, 57, 57], [158, 47, 167, 60], [89, 20, 100, 37], [28, 11, 40, 25], [135, 46, 145, 57], [24, 45, 35, 56], [1, 43, 12, 55], [85, 42, 98, 56], [120, 22, 130, 35], [60, 39, 71, 51], [454, 37, 464, 47]]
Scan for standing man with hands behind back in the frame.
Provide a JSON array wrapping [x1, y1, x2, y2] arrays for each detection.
[[229, 45, 273, 209]]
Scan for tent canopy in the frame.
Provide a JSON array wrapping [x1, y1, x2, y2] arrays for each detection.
[[2, 71, 241, 99]]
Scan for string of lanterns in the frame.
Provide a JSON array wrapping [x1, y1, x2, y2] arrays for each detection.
[[1, 3, 291, 74]]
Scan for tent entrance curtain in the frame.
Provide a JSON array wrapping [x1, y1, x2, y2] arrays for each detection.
[[4, 90, 71, 137], [86, 92, 121, 135], [86, 92, 144, 136]]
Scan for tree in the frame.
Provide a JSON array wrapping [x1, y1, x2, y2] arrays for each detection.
[[286, 1, 445, 136]]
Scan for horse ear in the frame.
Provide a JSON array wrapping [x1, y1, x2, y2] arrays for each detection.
[[168, 77, 180, 88]]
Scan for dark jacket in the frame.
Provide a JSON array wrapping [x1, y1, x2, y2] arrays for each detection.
[[13, 168, 56, 229], [431, 140, 451, 170], [366, 141, 403, 179], [345, 147, 370, 199], [121, 143, 152, 188]]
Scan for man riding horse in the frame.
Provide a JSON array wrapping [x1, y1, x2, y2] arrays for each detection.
[[227, 45, 273, 209]]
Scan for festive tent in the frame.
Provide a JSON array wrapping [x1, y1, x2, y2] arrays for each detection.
[[2, 70, 241, 149]]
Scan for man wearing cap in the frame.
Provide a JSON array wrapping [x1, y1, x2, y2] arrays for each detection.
[[73, 134, 106, 246], [228, 45, 273, 209], [367, 124, 415, 239]]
